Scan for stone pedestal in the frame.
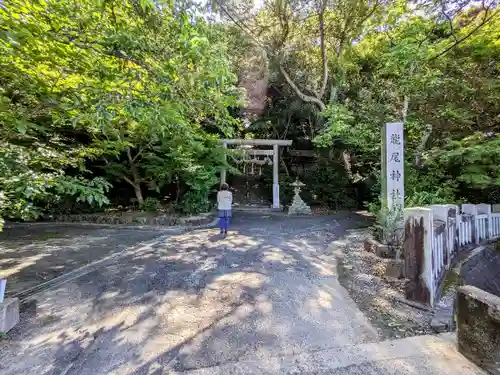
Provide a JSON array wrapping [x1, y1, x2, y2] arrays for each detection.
[[288, 179, 311, 215], [289, 195, 312, 215], [0, 298, 20, 333]]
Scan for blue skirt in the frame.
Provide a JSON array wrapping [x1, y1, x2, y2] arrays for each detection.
[[218, 209, 232, 218]]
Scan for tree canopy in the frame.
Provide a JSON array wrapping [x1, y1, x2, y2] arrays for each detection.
[[231, 0, 500, 207], [0, 0, 244, 225], [0, 0, 498, 225]]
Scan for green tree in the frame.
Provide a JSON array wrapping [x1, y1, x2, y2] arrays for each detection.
[[0, 0, 244, 220]]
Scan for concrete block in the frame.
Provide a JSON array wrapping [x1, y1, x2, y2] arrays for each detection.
[[0, 298, 20, 333], [457, 286, 500, 375]]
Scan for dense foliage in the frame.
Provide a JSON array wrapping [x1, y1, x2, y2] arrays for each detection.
[[0, 0, 243, 224], [0, 0, 499, 224], [232, 0, 500, 209]]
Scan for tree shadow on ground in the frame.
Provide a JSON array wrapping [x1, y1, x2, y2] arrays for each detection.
[[0, 226, 166, 295], [0, 212, 399, 375]]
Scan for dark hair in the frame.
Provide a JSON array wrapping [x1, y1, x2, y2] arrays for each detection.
[[220, 183, 229, 191]]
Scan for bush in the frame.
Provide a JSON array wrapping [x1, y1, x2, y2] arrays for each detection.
[[177, 189, 213, 215], [303, 162, 357, 209], [373, 206, 404, 258], [259, 159, 357, 209], [141, 197, 161, 212]]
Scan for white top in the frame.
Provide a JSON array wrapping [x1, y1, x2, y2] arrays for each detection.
[[217, 190, 233, 210]]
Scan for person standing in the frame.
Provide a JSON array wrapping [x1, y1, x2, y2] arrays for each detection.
[[217, 183, 232, 236]]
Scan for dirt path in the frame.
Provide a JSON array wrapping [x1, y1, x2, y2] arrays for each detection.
[[0, 226, 165, 295], [0, 212, 378, 375]]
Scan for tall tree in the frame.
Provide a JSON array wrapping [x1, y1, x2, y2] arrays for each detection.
[[0, 0, 243, 219]]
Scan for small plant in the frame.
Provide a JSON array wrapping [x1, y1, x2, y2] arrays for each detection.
[[141, 197, 161, 212], [374, 205, 404, 258]]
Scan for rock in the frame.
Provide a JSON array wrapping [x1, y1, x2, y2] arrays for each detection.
[[376, 244, 395, 258], [364, 238, 377, 253], [133, 217, 147, 225], [385, 259, 404, 279]]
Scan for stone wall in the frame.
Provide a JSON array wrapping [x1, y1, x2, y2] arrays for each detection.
[[457, 286, 500, 374], [33, 211, 214, 227], [460, 246, 500, 297]]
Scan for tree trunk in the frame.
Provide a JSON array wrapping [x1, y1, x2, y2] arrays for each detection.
[[134, 184, 144, 206], [279, 64, 326, 111], [125, 148, 144, 206]]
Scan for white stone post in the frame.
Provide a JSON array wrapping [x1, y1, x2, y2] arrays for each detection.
[[447, 204, 460, 256], [0, 280, 5, 304], [221, 142, 227, 186], [477, 203, 492, 240], [419, 208, 434, 306], [431, 205, 449, 268], [462, 204, 478, 244], [272, 144, 280, 209], [0, 282, 19, 332]]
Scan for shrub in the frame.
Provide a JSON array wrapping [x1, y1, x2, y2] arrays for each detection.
[[141, 197, 161, 212]]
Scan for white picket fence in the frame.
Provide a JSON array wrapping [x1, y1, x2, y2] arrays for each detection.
[[404, 203, 500, 307]]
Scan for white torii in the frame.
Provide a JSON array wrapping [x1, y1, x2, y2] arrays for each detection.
[[221, 139, 292, 210]]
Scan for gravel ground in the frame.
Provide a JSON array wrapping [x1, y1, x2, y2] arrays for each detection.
[[0, 212, 380, 375], [0, 226, 169, 295], [335, 228, 435, 340]]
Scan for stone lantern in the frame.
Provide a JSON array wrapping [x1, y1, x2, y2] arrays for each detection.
[[288, 179, 312, 215]]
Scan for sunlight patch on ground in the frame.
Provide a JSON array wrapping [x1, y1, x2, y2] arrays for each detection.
[[0, 253, 49, 279], [304, 289, 334, 315], [262, 248, 295, 265], [206, 271, 267, 290]]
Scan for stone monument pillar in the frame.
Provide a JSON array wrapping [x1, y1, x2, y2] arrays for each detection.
[[288, 179, 312, 215], [381, 122, 404, 213]]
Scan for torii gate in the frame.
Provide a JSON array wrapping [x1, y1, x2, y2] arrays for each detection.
[[220, 139, 292, 210]]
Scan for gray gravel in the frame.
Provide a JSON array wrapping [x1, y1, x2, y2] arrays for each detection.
[[0, 226, 167, 295], [335, 229, 435, 339], [0, 212, 380, 375]]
